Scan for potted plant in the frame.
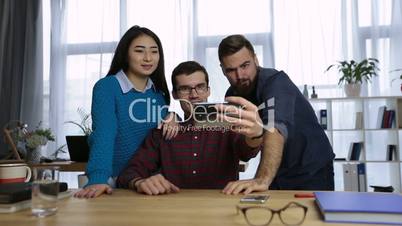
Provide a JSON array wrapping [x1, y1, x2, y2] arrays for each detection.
[[390, 69, 402, 92], [17, 122, 55, 163], [65, 108, 91, 162], [325, 58, 380, 97]]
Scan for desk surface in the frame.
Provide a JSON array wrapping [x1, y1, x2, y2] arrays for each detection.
[[29, 161, 247, 172], [29, 161, 86, 171], [0, 189, 384, 226]]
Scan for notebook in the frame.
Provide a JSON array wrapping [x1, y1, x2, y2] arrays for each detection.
[[0, 183, 32, 204], [0, 182, 70, 213], [0, 182, 68, 204], [314, 191, 402, 225]]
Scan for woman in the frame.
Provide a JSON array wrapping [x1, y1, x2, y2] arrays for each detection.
[[75, 26, 176, 198]]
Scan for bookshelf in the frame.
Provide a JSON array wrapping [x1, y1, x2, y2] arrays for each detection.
[[309, 96, 402, 192]]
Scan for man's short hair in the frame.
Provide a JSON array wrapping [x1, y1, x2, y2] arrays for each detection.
[[171, 61, 209, 91], [218, 34, 255, 63]]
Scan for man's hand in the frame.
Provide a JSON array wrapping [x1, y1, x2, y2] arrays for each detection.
[[222, 178, 269, 195], [135, 174, 180, 195], [74, 184, 113, 199], [215, 96, 263, 139], [158, 112, 180, 140]]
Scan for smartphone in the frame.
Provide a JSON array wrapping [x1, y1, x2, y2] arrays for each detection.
[[193, 102, 240, 125], [240, 195, 270, 204]]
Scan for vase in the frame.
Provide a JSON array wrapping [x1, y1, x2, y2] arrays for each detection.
[[25, 147, 42, 164], [344, 83, 361, 97]]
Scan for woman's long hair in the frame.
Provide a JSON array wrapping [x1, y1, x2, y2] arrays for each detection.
[[107, 25, 170, 105]]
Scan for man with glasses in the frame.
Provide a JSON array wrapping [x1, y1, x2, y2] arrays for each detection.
[[117, 61, 263, 195], [217, 35, 335, 194]]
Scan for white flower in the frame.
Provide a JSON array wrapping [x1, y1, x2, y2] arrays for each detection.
[[26, 134, 48, 149]]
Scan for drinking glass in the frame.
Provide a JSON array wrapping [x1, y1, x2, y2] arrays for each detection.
[[31, 166, 59, 217]]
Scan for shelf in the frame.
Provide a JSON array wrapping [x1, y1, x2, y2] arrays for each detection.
[[310, 96, 402, 192], [327, 129, 364, 132], [364, 128, 398, 131], [309, 96, 402, 101], [327, 129, 398, 131], [334, 160, 401, 163]]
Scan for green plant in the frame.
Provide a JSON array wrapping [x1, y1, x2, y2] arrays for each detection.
[[325, 58, 380, 85], [65, 108, 92, 135], [390, 69, 402, 83], [19, 122, 55, 150], [50, 144, 68, 160]]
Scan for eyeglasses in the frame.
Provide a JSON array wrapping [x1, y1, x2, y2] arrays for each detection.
[[176, 83, 208, 95], [236, 202, 308, 226]]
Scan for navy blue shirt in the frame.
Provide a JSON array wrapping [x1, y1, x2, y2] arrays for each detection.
[[226, 67, 335, 183]]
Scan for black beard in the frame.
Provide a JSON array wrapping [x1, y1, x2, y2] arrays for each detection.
[[236, 86, 252, 96], [235, 79, 256, 97]]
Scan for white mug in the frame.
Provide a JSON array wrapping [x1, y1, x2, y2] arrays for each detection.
[[0, 163, 32, 184]]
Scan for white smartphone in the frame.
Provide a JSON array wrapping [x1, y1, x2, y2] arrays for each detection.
[[240, 195, 270, 204]]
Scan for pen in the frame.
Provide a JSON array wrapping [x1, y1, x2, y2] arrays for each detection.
[[294, 193, 315, 198]]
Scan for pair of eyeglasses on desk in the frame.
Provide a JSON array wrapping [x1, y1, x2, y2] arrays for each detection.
[[236, 201, 308, 226]]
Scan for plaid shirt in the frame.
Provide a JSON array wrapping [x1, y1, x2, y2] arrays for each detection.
[[117, 122, 260, 189]]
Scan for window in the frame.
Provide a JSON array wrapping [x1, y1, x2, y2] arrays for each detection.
[[272, 0, 343, 98], [194, 0, 273, 102], [47, 0, 189, 137], [60, 0, 119, 135], [357, 0, 394, 96]]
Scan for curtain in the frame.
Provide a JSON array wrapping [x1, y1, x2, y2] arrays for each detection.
[[0, 0, 43, 157], [47, 0, 192, 156], [273, 0, 349, 97], [193, 0, 274, 103], [48, 0, 67, 155], [346, 0, 402, 96], [272, 0, 402, 97], [389, 0, 402, 94]]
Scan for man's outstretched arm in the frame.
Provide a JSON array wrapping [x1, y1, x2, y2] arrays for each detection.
[[222, 128, 284, 195]]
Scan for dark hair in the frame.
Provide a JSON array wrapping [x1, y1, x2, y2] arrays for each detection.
[[107, 25, 170, 105], [218, 34, 255, 63], [171, 61, 209, 91]]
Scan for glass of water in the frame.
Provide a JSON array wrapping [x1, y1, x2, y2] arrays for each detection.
[[31, 166, 60, 217]]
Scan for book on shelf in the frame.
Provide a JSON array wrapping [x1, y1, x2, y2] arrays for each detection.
[[314, 191, 402, 225], [398, 99, 402, 128], [343, 163, 366, 192], [378, 106, 396, 129], [377, 106, 386, 129], [342, 164, 352, 191], [386, 144, 398, 161], [347, 142, 363, 161], [319, 109, 327, 130], [355, 111, 363, 129], [357, 163, 367, 192], [388, 110, 396, 128]]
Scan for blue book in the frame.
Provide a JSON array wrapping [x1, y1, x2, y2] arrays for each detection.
[[314, 191, 402, 225], [357, 163, 366, 192], [319, 109, 327, 130]]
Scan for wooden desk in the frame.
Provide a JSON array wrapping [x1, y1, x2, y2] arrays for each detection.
[[29, 161, 246, 172], [29, 161, 86, 172], [0, 189, 381, 226]]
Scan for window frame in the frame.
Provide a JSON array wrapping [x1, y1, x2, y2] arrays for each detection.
[[192, 0, 275, 68]]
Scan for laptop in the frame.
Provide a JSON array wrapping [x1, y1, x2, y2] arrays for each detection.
[[66, 136, 90, 162]]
